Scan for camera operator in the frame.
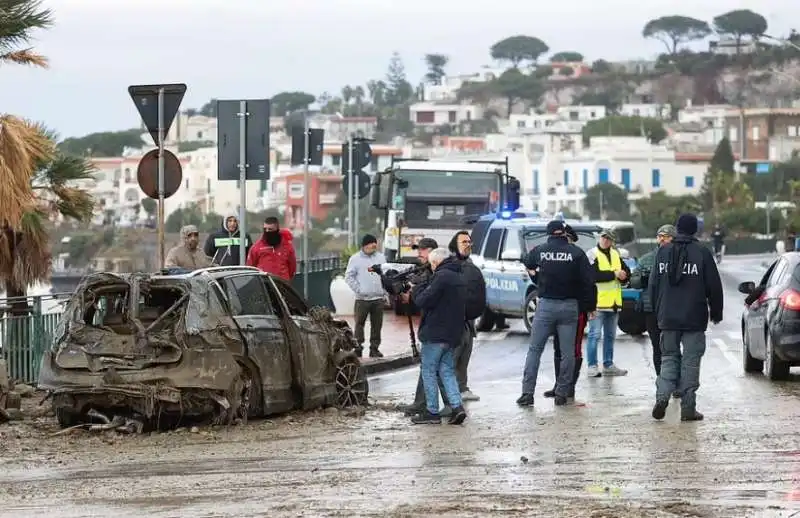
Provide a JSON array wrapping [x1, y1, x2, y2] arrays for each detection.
[[409, 248, 467, 425]]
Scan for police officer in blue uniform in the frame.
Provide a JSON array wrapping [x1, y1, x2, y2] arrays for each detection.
[[648, 213, 723, 422], [517, 220, 595, 407]]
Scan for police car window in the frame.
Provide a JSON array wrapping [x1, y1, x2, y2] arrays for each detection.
[[482, 228, 504, 260], [470, 220, 491, 255], [501, 229, 523, 255], [222, 275, 277, 316], [524, 231, 596, 252]]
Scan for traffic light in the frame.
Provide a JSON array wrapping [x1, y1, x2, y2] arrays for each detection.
[[341, 139, 372, 173], [342, 170, 371, 200]]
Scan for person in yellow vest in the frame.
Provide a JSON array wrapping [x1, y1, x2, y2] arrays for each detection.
[[585, 229, 631, 378]]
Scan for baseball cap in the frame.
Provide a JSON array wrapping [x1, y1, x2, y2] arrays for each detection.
[[657, 224, 677, 238], [599, 228, 617, 241], [411, 237, 438, 250], [546, 220, 566, 235]]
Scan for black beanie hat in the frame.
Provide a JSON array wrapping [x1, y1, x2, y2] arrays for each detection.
[[361, 234, 378, 247], [676, 213, 699, 236]]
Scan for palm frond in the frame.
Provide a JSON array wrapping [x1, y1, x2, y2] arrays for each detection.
[[0, 114, 53, 226], [11, 209, 51, 286], [0, 48, 47, 67], [0, 0, 53, 48]]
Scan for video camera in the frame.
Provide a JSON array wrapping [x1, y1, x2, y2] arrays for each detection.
[[367, 263, 428, 296]]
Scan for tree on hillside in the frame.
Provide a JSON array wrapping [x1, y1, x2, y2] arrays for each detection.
[[591, 59, 613, 74], [492, 69, 545, 116], [341, 85, 354, 104], [710, 137, 736, 173], [271, 91, 316, 116], [59, 129, 145, 157], [585, 183, 629, 219], [490, 35, 549, 68], [642, 16, 711, 55], [581, 116, 667, 146], [573, 88, 624, 114], [367, 80, 387, 106], [424, 53, 449, 84], [385, 52, 415, 106], [198, 99, 218, 117], [550, 51, 584, 63], [559, 66, 575, 77], [713, 10, 768, 58], [635, 192, 703, 234]]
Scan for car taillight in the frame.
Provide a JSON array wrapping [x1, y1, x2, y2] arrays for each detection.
[[780, 289, 800, 310]]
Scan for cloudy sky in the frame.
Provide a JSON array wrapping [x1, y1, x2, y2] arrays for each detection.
[[1, 0, 796, 138]]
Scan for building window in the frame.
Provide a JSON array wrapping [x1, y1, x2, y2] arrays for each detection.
[[598, 168, 609, 184], [582, 169, 588, 191], [533, 169, 539, 195], [752, 126, 760, 140], [685, 176, 695, 188], [196, 131, 203, 139], [729, 127, 738, 141], [789, 126, 798, 137], [332, 155, 340, 166], [370, 154, 379, 171], [569, 111, 578, 121], [517, 120, 526, 128], [652, 169, 661, 188], [448, 111, 457, 123], [415, 111, 435, 124], [621, 169, 631, 191], [590, 111, 596, 118], [466, 111, 472, 121], [563, 169, 569, 186]]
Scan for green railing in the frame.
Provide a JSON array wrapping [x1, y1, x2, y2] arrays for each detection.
[[0, 257, 342, 385]]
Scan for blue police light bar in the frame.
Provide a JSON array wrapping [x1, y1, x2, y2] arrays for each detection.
[[554, 212, 565, 221], [500, 211, 513, 219]]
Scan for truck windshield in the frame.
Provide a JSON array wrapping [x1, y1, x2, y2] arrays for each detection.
[[524, 231, 598, 252], [392, 169, 502, 228]]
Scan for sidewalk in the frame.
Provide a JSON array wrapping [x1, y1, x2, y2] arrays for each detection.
[[336, 312, 420, 375]]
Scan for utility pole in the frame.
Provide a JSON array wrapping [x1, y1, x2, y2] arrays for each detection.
[[766, 194, 773, 235], [302, 118, 310, 298], [347, 134, 354, 247], [237, 100, 248, 266], [156, 87, 165, 268], [599, 190, 604, 219]]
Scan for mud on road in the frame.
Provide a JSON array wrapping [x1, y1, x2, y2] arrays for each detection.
[[1, 392, 799, 518]]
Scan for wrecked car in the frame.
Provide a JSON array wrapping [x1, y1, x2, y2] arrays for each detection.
[[37, 267, 368, 429]]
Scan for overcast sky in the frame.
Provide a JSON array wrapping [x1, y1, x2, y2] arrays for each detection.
[[1, 0, 796, 138]]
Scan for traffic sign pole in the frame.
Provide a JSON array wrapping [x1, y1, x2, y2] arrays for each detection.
[[354, 157, 360, 247], [238, 100, 248, 266], [347, 135, 354, 248], [157, 87, 166, 269], [302, 119, 310, 299]]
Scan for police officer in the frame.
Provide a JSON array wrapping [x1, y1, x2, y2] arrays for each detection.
[[648, 213, 723, 422], [517, 220, 595, 407]]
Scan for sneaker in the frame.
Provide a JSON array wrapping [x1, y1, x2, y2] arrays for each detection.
[[448, 406, 467, 425], [602, 364, 628, 376], [554, 395, 568, 406], [681, 411, 704, 422], [587, 366, 602, 378], [439, 405, 454, 417], [369, 348, 384, 358], [543, 388, 556, 398], [516, 393, 534, 407], [461, 390, 480, 402], [411, 410, 441, 425], [652, 400, 669, 420], [399, 403, 425, 417]]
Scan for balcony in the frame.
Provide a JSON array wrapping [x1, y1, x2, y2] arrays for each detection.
[[319, 193, 338, 204]]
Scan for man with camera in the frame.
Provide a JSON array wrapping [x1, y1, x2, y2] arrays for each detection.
[[345, 234, 387, 358], [409, 247, 467, 425]]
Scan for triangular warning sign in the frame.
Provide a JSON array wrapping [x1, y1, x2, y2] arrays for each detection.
[[128, 83, 187, 147]]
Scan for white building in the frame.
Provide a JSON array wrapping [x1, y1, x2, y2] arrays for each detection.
[[422, 67, 505, 102], [618, 103, 670, 119], [409, 102, 484, 128]]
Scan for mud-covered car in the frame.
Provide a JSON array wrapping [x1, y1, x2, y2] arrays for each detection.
[[38, 267, 368, 429]]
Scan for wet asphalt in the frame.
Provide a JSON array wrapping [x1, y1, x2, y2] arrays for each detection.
[[2, 254, 800, 517]]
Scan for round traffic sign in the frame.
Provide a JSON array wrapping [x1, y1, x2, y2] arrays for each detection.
[[137, 148, 183, 199]]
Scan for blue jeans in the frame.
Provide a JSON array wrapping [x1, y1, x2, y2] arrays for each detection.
[[586, 311, 618, 368], [522, 298, 579, 396], [420, 342, 462, 414]]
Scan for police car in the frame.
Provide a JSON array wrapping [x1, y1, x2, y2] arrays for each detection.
[[469, 212, 602, 333]]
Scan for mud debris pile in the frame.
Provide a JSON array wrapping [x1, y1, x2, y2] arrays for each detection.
[[0, 359, 36, 423]]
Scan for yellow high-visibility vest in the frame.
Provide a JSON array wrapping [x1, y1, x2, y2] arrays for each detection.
[[595, 247, 622, 309]]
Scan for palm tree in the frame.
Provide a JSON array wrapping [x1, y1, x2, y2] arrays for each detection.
[[341, 85, 354, 105], [0, 0, 53, 67]]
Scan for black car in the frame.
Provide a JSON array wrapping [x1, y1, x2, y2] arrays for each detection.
[[739, 252, 800, 380]]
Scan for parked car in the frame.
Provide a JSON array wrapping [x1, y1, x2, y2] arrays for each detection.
[[739, 252, 800, 380], [38, 266, 368, 429]]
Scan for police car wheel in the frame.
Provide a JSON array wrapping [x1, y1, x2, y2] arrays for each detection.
[[523, 291, 537, 333]]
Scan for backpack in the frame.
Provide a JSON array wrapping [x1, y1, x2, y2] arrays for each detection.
[[460, 259, 487, 320]]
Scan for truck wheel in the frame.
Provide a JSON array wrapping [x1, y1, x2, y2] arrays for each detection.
[[523, 291, 537, 334], [476, 309, 496, 332]]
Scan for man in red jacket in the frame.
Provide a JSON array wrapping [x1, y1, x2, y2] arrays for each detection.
[[246, 216, 297, 280]]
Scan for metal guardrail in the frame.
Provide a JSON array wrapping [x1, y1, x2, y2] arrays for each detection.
[[0, 256, 343, 385]]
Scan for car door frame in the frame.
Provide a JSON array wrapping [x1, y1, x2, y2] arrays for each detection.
[[748, 260, 785, 359], [218, 272, 297, 415], [495, 227, 529, 316], [266, 275, 337, 410], [479, 226, 506, 313]]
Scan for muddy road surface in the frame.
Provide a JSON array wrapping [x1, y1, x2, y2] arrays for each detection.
[[2, 255, 800, 517]]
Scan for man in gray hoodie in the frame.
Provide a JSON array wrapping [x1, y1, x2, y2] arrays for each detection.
[[203, 214, 253, 266], [345, 234, 387, 358]]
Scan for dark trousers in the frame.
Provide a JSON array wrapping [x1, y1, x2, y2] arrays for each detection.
[[353, 299, 383, 350], [552, 312, 587, 395], [646, 312, 661, 375], [412, 324, 472, 407]]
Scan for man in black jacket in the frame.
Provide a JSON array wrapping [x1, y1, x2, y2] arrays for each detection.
[[517, 220, 595, 407], [203, 214, 253, 266], [410, 248, 467, 425], [648, 213, 723, 422]]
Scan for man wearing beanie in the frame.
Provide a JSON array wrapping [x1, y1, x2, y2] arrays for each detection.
[[345, 234, 387, 357], [647, 213, 723, 422]]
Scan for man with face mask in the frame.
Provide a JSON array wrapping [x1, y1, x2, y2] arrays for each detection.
[[165, 225, 212, 271], [204, 214, 253, 266], [246, 216, 297, 280]]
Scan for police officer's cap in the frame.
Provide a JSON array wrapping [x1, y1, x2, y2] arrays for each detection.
[[599, 229, 617, 241], [411, 238, 438, 250], [657, 224, 677, 238], [546, 220, 566, 235]]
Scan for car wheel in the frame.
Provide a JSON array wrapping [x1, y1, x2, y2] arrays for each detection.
[[765, 331, 791, 380], [55, 407, 82, 429], [335, 359, 369, 408], [523, 291, 537, 334], [476, 308, 497, 332], [742, 324, 763, 373]]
